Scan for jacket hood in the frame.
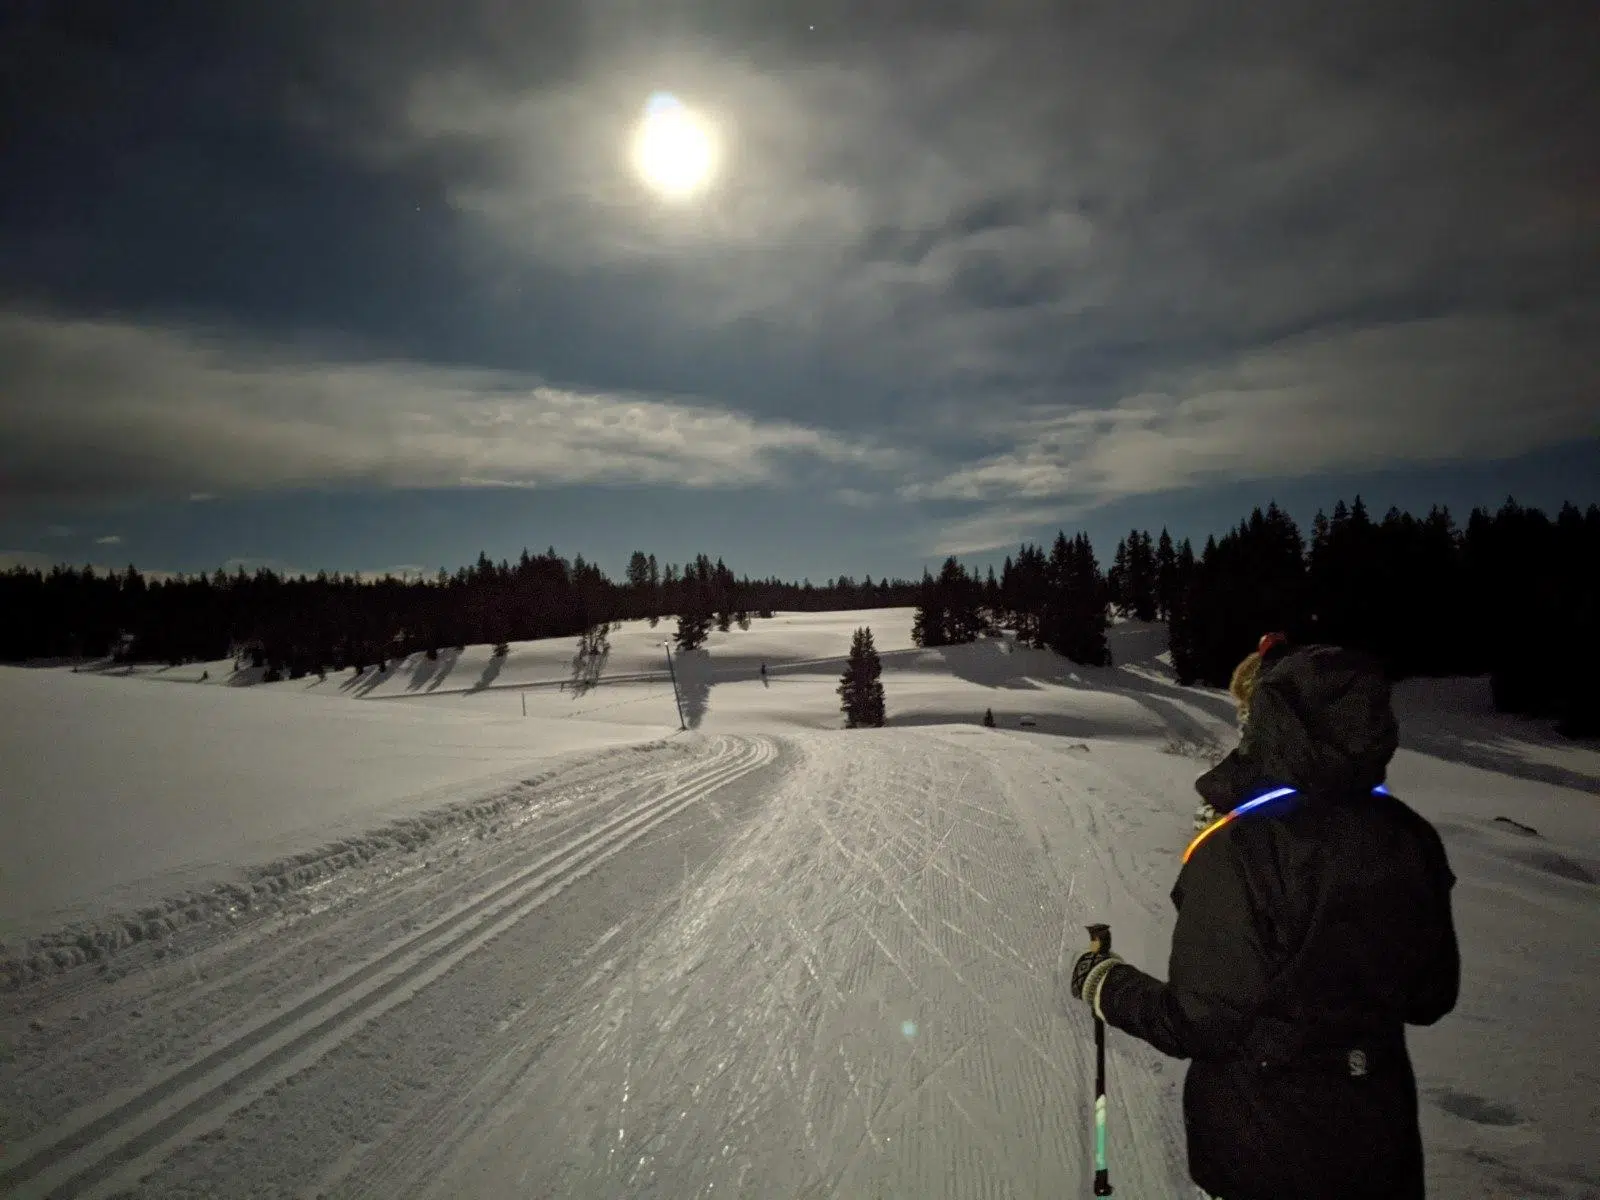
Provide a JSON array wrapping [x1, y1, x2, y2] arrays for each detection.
[[1195, 644, 1399, 811], [1247, 644, 1399, 796]]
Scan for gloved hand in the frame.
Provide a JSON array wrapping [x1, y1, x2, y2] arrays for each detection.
[[1070, 944, 1125, 1019]]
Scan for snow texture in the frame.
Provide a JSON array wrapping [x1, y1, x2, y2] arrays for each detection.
[[1, 612, 1596, 1199]]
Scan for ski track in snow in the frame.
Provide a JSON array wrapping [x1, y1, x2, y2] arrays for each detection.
[[422, 730, 1190, 1199], [2, 727, 1195, 1198], [0, 735, 780, 1199]]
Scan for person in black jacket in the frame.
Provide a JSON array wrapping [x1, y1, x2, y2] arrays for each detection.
[[1071, 636, 1460, 1200]]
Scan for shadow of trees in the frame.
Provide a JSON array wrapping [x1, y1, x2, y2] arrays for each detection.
[[567, 624, 612, 698], [406, 650, 443, 692], [1394, 697, 1600, 793], [470, 650, 506, 693], [673, 648, 712, 729]]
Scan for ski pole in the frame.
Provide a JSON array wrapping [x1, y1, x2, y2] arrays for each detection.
[[1087, 922, 1114, 1196]]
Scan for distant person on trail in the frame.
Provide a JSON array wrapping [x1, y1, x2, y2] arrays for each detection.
[[1070, 634, 1460, 1200], [760, 662, 768, 686]]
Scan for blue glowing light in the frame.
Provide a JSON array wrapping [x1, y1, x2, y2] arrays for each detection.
[[1232, 785, 1298, 817]]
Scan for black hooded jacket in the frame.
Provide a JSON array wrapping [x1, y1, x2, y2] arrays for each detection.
[[1097, 645, 1460, 1200]]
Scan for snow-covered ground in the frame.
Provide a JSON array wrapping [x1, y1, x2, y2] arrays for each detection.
[[2, 612, 1596, 1198]]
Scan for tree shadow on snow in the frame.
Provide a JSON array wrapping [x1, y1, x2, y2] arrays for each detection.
[[1392, 693, 1600, 794], [406, 651, 442, 691], [353, 662, 398, 697], [1104, 621, 1172, 669], [407, 648, 464, 692], [939, 638, 1045, 692], [921, 627, 1238, 755], [567, 636, 611, 698], [890, 710, 1107, 742], [672, 649, 713, 729], [228, 664, 267, 687], [426, 648, 463, 692], [469, 652, 506, 694]]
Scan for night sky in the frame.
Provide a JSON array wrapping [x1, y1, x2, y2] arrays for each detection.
[[3, 0, 1596, 583]]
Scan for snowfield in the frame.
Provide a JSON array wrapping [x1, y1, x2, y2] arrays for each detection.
[[2, 610, 1596, 1199]]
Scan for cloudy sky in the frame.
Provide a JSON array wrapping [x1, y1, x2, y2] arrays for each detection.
[[3, 0, 1596, 583]]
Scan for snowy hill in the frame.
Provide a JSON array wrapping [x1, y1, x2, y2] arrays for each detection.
[[2, 613, 1597, 1198]]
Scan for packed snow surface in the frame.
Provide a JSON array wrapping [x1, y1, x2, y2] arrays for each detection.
[[2, 610, 1596, 1199]]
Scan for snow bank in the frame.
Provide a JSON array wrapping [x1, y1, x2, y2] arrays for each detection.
[[0, 665, 675, 959]]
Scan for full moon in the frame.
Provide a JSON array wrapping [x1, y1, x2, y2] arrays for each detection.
[[631, 92, 718, 200]]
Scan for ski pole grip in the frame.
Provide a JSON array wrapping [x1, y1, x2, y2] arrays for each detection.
[[1086, 923, 1112, 954]]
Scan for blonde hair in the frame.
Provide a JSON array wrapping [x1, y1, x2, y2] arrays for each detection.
[[1230, 652, 1264, 725]]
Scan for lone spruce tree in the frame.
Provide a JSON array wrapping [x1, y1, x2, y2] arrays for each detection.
[[838, 626, 886, 728]]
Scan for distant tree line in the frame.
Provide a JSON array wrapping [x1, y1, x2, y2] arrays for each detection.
[[0, 547, 921, 681], [908, 496, 1598, 738], [911, 533, 1113, 667], [1167, 496, 1600, 738], [4, 495, 1594, 735]]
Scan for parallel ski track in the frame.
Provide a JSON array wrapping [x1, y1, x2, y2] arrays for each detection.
[[8, 744, 697, 1084], [1, 734, 776, 1200]]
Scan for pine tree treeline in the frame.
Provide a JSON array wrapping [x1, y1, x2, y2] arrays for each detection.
[[0, 549, 921, 678], [6, 495, 1594, 737], [838, 627, 886, 728], [910, 557, 986, 648], [910, 536, 1112, 667], [1165, 497, 1600, 739]]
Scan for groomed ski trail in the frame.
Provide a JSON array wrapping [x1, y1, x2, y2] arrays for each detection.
[[1, 734, 781, 1200], [427, 728, 1191, 1198]]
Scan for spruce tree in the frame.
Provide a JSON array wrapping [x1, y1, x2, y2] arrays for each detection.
[[675, 603, 711, 652], [911, 569, 944, 647], [937, 556, 982, 643], [1108, 537, 1130, 618], [1168, 538, 1199, 683], [1129, 530, 1158, 621], [838, 626, 886, 728], [1071, 533, 1113, 665], [1042, 532, 1075, 656], [625, 550, 650, 592], [1155, 528, 1178, 623]]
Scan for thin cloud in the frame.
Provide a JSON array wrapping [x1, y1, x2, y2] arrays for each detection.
[[94, 535, 123, 545], [913, 309, 1600, 508], [925, 504, 1086, 559], [0, 312, 900, 501]]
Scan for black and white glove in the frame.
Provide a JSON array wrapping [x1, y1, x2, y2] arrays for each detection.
[[1070, 945, 1125, 1019]]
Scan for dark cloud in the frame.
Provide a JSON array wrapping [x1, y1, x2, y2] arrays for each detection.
[[1, 0, 1595, 550]]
